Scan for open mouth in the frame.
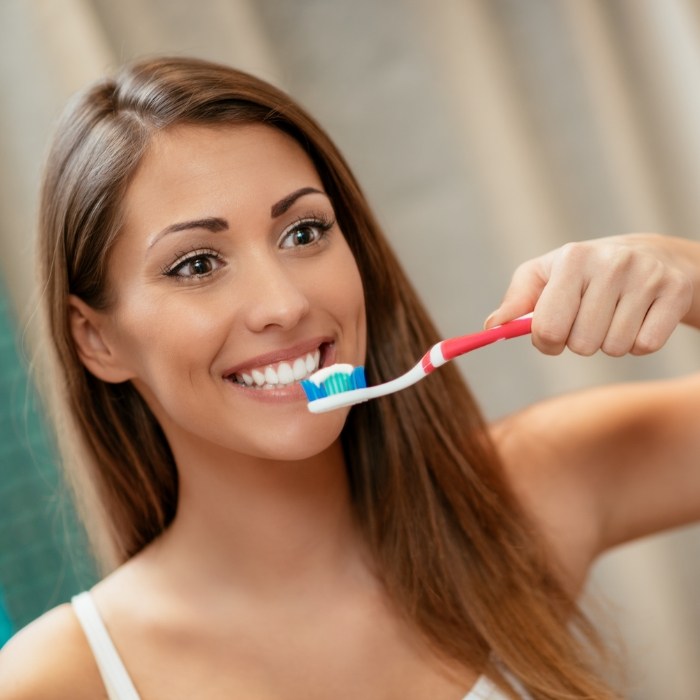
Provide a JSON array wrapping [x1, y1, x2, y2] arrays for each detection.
[[225, 342, 332, 390]]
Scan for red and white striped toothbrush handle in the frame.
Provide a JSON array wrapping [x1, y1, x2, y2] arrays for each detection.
[[420, 313, 533, 373]]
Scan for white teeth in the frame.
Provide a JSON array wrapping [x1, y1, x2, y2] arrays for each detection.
[[293, 357, 307, 380], [306, 351, 318, 373], [264, 366, 279, 385], [277, 362, 294, 384], [232, 349, 324, 389]]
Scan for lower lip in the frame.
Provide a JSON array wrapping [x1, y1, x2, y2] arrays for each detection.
[[225, 379, 308, 404]]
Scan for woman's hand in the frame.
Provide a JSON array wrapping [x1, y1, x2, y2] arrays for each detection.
[[485, 233, 700, 356], [489, 233, 700, 570]]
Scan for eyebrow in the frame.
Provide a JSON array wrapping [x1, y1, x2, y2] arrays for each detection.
[[149, 217, 229, 249], [270, 187, 324, 218], [148, 187, 324, 249]]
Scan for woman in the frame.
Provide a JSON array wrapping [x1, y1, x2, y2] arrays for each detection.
[[1, 56, 699, 699]]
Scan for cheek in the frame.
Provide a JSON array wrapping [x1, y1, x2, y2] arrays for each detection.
[[309, 253, 366, 365], [319, 245, 366, 325], [342, 258, 367, 351], [110, 290, 228, 380]]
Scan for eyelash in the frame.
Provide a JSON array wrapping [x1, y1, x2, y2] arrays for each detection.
[[280, 213, 335, 249], [162, 246, 224, 280], [161, 214, 336, 281]]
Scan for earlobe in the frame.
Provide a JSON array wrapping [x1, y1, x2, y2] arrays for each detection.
[[68, 295, 134, 383]]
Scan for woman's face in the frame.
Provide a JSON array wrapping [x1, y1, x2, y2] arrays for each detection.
[[96, 123, 366, 463]]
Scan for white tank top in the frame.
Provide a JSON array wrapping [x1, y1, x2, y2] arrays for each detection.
[[72, 592, 140, 700], [72, 591, 514, 699]]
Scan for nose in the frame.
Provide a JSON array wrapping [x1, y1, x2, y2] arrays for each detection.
[[241, 257, 311, 333]]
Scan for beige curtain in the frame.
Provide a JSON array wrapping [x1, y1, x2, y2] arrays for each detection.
[[1, 1, 699, 696]]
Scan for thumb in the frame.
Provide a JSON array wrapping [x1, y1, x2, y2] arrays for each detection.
[[484, 260, 547, 328]]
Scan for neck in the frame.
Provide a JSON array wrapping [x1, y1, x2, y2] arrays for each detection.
[[149, 435, 368, 597]]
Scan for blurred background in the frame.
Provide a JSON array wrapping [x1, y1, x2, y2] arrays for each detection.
[[1, 0, 700, 696]]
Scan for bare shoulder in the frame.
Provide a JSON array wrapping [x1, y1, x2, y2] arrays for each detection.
[[0, 602, 105, 700]]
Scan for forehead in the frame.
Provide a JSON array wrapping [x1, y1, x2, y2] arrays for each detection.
[[121, 123, 323, 232]]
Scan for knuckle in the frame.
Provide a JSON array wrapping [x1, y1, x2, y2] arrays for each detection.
[[555, 241, 590, 269], [669, 270, 693, 305], [601, 337, 630, 357], [512, 260, 535, 279], [604, 248, 642, 285], [534, 324, 566, 349], [632, 334, 664, 355], [533, 339, 564, 356], [509, 260, 543, 293], [566, 335, 597, 356], [532, 324, 566, 355], [643, 260, 666, 289]]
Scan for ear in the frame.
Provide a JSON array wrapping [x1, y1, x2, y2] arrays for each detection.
[[68, 295, 134, 383]]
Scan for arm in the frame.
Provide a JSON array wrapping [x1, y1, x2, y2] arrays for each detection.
[[494, 374, 700, 585], [488, 233, 700, 581], [0, 605, 101, 700]]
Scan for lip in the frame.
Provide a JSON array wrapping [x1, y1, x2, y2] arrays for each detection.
[[221, 336, 334, 378], [225, 380, 309, 403], [222, 338, 338, 405]]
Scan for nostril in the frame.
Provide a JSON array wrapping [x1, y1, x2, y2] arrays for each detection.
[[246, 285, 311, 333]]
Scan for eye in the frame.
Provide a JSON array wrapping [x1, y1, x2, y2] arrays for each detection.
[[163, 249, 225, 279], [280, 216, 334, 250]]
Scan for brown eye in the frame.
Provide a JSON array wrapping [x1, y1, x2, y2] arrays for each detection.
[[291, 226, 316, 246], [187, 256, 213, 276], [280, 218, 334, 250], [165, 250, 224, 279]]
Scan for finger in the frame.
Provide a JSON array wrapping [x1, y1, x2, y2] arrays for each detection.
[[604, 263, 691, 355], [564, 279, 623, 356], [530, 259, 588, 355], [631, 269, 693, 354], [484, 260, 547, 328], [599, 294, 654, 357], [631, 296, 685, 355]]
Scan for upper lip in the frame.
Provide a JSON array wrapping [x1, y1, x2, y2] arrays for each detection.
[[221, 337, 333, 377]]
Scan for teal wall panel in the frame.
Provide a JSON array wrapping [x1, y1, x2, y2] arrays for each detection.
[[0, 284, 96, 637]]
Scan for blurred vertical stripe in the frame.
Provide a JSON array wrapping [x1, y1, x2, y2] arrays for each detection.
[[0, 588, 13, 646]]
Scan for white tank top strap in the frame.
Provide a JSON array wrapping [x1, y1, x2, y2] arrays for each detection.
[[463, 674, 508, 699], [71, 591, 141, 700], [70, 590, 523, 700], [465, 664, 533, 699]]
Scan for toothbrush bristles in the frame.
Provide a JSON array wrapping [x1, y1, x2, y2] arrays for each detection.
[[301, 366, 367, 401]]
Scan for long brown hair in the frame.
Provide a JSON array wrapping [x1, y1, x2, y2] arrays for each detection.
[[37, 56, 617, 698]]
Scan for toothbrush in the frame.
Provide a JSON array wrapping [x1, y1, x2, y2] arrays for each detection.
[[302, 313, 533, 413]]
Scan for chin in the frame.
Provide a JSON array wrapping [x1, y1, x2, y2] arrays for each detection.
[[244, 410, 349, 463], [140, 384, 351, 465]]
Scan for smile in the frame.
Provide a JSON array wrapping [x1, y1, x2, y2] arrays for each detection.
[[230, 349, 322, 389]]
